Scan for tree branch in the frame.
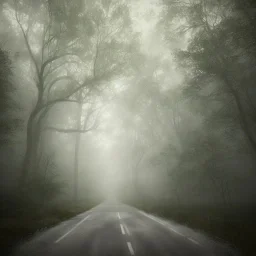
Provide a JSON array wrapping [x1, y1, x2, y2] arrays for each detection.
[[44, 126, 95, 134], [40, 53, 79, 78], [44, 104, 102, 134], [34, 99, 79, 119], [35, 69, 111, 121], [43, 60, 79, 79], [93, 35, 100, 78], [14, 5, 40, 80], [45, 75, 79, 97]]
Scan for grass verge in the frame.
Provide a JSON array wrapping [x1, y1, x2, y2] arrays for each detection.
[[0, 200, 99, 256], [127, 200, 255, 256]]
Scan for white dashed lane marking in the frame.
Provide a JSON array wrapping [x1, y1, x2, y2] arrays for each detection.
[[120, 224, 125, 235], [127, 242, 135, 255], [117, 211, 134, 254]]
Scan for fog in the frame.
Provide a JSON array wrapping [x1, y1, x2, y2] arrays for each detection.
[[0, 0, 256, 255]]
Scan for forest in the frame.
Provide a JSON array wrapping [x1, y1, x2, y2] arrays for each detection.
[[0, 0, 256, 255]]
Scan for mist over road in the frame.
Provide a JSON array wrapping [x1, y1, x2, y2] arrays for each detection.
[[13, 202, 237, 256]]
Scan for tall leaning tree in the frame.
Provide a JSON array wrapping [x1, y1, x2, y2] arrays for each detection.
[[44, 0, 139, 201], [10, 0, 82, 189], [11, 0, 138, 192]]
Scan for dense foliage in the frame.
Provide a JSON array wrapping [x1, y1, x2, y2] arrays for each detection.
[[0, 0, 255, 255]]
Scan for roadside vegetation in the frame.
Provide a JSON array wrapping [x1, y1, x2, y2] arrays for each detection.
[[0, 1, 256, 255]]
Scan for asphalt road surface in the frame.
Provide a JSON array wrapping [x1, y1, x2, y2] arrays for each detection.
[[13, 202, 239, 256]]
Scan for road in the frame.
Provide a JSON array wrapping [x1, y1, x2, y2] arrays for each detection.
[[13, 202, 238, 256]]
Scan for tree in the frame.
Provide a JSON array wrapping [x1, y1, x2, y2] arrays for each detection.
[[152, 0, 256, 206], [11, 0, 136, 190], [43, 0, 136, 201], [161, 0, 256, 154], [0, 48, 20, 145]]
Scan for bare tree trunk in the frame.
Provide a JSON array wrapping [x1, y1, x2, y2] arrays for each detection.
[[19, 86, 46, 190], [19, 105, 40, 190], [19, 115, 34, 190], [34, 106, 52, 172]]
